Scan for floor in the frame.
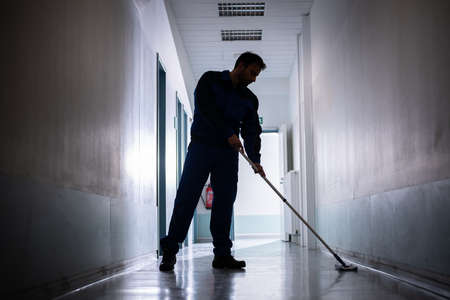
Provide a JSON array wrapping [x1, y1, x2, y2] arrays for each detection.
[[57, 239, 444, 300]]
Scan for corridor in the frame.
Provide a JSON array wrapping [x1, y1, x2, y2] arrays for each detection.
[[2, 0, 449, 299]]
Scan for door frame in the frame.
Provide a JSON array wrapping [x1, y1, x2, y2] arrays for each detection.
[[156, 53, 167, 257]]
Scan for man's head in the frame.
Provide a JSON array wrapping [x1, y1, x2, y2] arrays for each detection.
[[231, 52, 266, 87]]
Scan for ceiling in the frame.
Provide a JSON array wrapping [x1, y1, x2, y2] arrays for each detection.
[[168, 0, 313, 80]]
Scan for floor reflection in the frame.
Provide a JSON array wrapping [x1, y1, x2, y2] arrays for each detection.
[[58, 239, 442, 300]]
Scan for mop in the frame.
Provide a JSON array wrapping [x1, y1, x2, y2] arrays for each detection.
[[239, 149, 357, 272]]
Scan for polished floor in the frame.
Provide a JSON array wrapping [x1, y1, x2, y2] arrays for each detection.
[[58, 239, 443, 300]]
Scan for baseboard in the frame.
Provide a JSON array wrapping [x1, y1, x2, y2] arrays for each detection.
[[196, 234, 280, 243], [196, 237, 213, 243], [324, 247, 450, 299], [235, 233, 281, 239], [6, 253, 157, 300]]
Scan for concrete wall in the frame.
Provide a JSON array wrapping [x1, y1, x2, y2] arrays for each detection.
[[0, 0, 192, 297], [310, 0, 450, 282]]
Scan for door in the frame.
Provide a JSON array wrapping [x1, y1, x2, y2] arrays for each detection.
[[278, 124, 291, 241], [176, 95, 183, 186]]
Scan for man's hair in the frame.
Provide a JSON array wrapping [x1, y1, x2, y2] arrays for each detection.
[[234, 52, 266, 70]]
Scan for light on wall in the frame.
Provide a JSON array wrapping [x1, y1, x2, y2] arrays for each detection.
[[124, 140, 156, 183]]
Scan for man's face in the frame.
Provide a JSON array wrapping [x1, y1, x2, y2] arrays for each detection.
[[238, 63, 261, 87]]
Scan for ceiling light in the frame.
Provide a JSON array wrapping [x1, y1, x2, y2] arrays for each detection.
[[218, 2, 265, 17], [221, 30, 263, 41]]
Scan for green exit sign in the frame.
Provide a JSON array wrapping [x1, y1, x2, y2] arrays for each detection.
[[259, 117, 263, 125]]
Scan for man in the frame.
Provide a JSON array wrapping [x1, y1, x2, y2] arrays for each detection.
[[160, 52, 266, 272]]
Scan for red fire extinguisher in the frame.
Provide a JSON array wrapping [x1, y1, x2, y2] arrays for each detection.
[[205, 184, 213, 209]]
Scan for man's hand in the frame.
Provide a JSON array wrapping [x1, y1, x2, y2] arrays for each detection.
[[228, 135, 264, 177], [253, 163, 266, 177], [228, 134, 243, 152]]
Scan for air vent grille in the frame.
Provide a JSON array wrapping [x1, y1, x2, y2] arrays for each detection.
[[221, 30, 262, 41], [218, 2, 265, 17]]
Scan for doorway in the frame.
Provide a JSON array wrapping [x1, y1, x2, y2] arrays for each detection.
[[156, 54, 166, 256], [234, 131, 282, 242], [175, 95, 192, 247]]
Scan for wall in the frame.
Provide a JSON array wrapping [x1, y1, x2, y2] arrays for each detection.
[[134, 0, 193, 239], [249, 77, 293, 170], [288, 26, 317, 248], [310, 0, 450, 283], [164, 0, 196, 113], [0, 0, 192, 297], [248, 78, 290, 130], [288, 57, 301, 171]]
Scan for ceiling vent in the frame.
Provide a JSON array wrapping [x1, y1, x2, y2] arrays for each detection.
[[221, 30, 262, 41], [218, 2, 265, 17]]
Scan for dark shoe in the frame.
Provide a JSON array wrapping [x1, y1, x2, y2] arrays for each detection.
[[159, 253, 176, 272], [212, 255, 246, 269]]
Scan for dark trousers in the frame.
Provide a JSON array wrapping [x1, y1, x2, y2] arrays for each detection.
[[160, 141, 238, 257]]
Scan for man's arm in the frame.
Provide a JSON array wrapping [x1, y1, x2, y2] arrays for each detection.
[[240, 98, 262, 164], [195, 72, 234, 139]]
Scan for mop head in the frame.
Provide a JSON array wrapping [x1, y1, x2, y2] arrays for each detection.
[[335, 263, 358, 272]]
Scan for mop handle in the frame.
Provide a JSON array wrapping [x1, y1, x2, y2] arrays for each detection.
[[238, 149, 347, 266]]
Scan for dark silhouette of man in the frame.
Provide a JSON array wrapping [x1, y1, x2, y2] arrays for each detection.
[[160, 52, 266, 271]]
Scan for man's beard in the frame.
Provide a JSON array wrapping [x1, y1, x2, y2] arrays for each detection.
[[238, 76, 250, 87]]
